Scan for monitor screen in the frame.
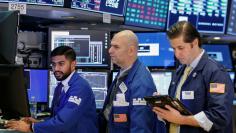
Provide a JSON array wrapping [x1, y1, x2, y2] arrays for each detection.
[[135, 32, 175, 68], [227, 0, 236, 35], [78, 71, 108, 109], [0, 11, 18, 64], [0, 0, 64, 6], [0, 65, 30, 120], [24, 69, 49, 103], [202, 44, 233, 70], [125, 0, 169, 29], [71, 0, 126, 16], [167, 0, 228, 33], [151, 71, 172, 95], [49, 71, 108, 109], [49, 29, 110, 68]]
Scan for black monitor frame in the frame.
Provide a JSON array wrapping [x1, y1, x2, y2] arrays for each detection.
[[0, 64, 30, 120], [0, 11, 19, 64]]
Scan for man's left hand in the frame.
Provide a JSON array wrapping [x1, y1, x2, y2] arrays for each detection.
[[153, 105, 184, 124]]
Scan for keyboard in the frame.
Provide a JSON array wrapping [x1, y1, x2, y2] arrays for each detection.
[[0, 123, 6, 129]]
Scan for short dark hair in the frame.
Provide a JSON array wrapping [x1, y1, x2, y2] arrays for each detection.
[[167, 21, 202, 47], [51, 46, 76, 61]]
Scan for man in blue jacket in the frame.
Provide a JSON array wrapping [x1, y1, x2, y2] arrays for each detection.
[[153, 21, 234, 133], [99, 30, 157, 133], [6, 46, 98, 133]]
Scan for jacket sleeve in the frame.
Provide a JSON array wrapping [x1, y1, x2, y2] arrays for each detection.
[[203, 69, 234, 131], [33, 84, 93, 133], [129, 77, 157, 133]]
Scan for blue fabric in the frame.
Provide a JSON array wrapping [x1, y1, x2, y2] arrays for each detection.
[[99, 59, 159, 133], [51, 82, 63, 117], [168, 52, 234, 133], [34, 72, 98, 133]]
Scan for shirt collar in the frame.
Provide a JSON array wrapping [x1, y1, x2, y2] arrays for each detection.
[[60, 70, 75, 93], [119, 65, 132, 77], [189, 49, 205, 70]]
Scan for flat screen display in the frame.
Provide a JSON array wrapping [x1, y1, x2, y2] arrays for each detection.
[[151, 71, 172, 95], [135, 32, 175, 68], [49, 29, 110, 68], [78, 71, 108, 109], [71, 0, 126, 16], [167, 0, 228, 33], [125, 0, 169, 29], [24, 69, 48, 103], [0, 0, 64, 6], [202, 44, 233, 70]]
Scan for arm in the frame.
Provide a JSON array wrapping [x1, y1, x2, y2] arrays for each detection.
[[153, 105, 199, 127], [129, 77, 156, 133], [34, 85, 95, 132], [201, 69, 234, 131]]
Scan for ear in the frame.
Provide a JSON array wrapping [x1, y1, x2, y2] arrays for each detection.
[[71, 60, 76, 69], [192, 38, 199, 47], [128, 45, 135, 56]]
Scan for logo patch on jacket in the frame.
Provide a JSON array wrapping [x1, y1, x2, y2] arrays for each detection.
[[68, 96, 81, 106], [210, 83, 225, 94]]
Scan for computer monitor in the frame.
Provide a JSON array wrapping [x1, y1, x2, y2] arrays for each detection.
[[125, 0, 169, 29], [151, 71, 172, 95], [78, 71, 108, 109], [135, 32, 175, 68], [167, 0, 228, 33], [0, 0, 64, 6], [49, 71, 108, 109], [0, 11, 19, 64], [49, 29, 110, 68], [202, 44, 233, 70], [24, 69, 49, 103], [71, 0, 126, 16], [0, 65, 30, 120]]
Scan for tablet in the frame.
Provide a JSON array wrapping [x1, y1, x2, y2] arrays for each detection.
[[144, 95, 192, 115]]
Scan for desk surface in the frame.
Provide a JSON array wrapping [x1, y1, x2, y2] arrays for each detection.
[[0, 129, 21, 133]]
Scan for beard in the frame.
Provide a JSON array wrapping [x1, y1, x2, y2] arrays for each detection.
[[54, 70, 71, 81]]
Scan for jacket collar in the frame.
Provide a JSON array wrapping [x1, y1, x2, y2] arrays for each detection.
[[125, 59, 142, 83]]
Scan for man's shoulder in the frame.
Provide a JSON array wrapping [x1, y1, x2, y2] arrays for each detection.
[[204, 57, 226, 72]]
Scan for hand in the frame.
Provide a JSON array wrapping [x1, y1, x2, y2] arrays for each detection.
[[153, 105, 184, 124], [5, 120, 31, 132], [21, 117, 39, 123]]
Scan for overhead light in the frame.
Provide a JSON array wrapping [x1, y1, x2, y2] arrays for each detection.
[[61, 16, 77, 19], [213, 37, 221, 40]]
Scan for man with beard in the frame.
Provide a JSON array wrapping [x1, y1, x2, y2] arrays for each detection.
[[5, 46, 98, 133]]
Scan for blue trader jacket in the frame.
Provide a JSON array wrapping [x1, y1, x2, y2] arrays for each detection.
[[168, 52, 234, 133], [33, 72, 98, 133], [100, 59, 157, 133]]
